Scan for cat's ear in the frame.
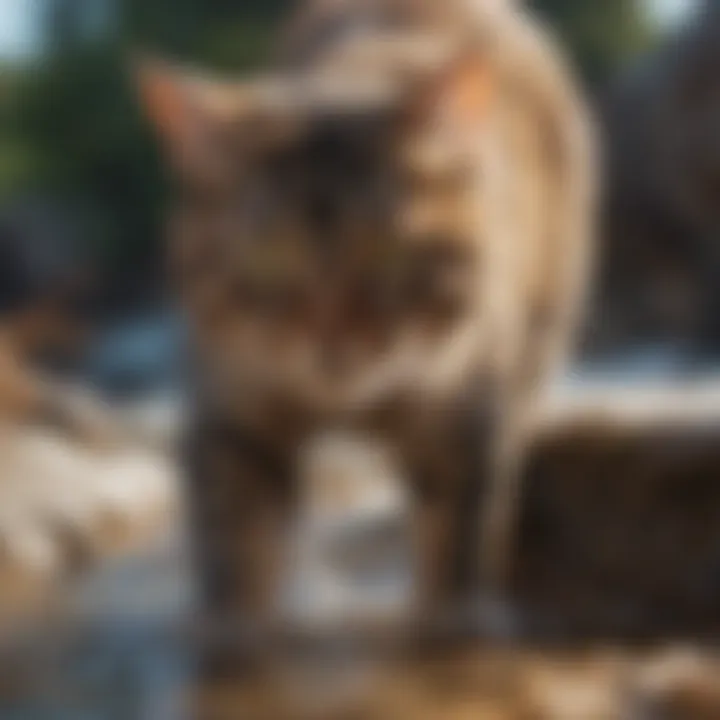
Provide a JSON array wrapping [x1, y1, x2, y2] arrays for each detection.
[[408, 49, 495, 134], [133, 57, 245, 175]]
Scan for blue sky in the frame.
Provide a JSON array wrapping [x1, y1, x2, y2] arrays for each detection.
[[0, 0, 700, 59], [0, 0, 43, 58], [652, 0, 699, 25]]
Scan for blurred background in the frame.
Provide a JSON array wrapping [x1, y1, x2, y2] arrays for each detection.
[[6, 1, 720, 718]]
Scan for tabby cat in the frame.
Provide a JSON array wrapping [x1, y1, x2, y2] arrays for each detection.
[[137, 0, 596, 650]]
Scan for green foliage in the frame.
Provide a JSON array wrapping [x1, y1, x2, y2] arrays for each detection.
[[531, 0, 653, 88]]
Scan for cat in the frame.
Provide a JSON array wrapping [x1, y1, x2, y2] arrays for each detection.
[[136, 0, 596, 655]]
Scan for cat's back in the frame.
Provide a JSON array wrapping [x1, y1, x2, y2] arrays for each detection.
[[484, 4, 596, 308]]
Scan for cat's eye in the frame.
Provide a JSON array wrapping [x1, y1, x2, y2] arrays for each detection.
[[358, 277, 403, 317]]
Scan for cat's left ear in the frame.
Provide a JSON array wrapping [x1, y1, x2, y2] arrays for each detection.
[[407, 49, 496, 134], [133, 56, 249, 176]]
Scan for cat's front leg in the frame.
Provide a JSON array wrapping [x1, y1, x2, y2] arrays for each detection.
[[404, 404, 491, 640], [185, 421, 298, 675], [406, 396, 526, 643]]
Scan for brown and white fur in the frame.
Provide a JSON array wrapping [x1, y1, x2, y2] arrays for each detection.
[[136, 0, 596, 655]]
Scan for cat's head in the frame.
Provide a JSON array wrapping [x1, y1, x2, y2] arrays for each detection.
[[136, 49, 496, 411]]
